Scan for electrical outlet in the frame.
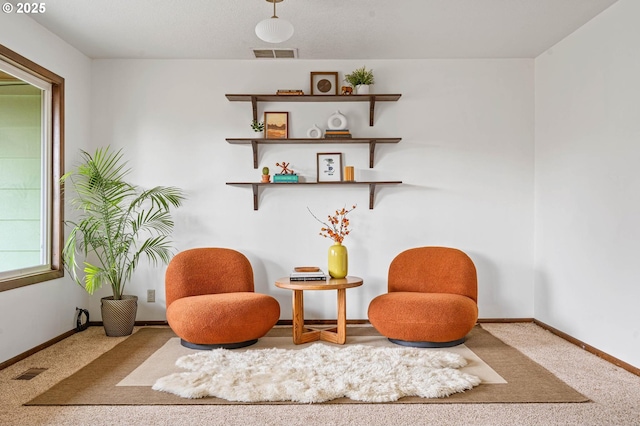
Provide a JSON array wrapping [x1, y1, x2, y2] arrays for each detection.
[[147, 289, 155, 303]]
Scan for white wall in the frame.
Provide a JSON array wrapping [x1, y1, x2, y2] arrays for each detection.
[[89, 58, 534, 322], [535, 0, 640, 368], [0, 13, 91, 364]]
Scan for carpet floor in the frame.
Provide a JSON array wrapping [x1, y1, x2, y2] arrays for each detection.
[[25, 325, 586, 405], [2, 323, 640, 425]]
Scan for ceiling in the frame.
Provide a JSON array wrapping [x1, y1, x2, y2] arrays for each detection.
[[22, 0, 619, 60]]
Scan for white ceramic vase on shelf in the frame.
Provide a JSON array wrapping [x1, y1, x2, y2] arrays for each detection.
[[307, 124, 322, 139], [327, 111, 348, 130]]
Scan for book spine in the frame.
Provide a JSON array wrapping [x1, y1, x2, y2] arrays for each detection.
[[273, 175, 299, 182], [277, 90, 304, 95], [289, 276, 327, 281]]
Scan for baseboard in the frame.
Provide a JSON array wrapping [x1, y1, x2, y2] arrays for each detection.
[[276, 319, 370, 326], [533, 319, 640, 377], [278, 318, 535, 325], [88, 321, 170, 327], [0, 328, 76, 371], [477, 318, 534, 323]]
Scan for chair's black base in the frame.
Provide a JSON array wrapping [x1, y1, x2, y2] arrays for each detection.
[[388, 337, 466, 348], [180, 338, 258, 350]]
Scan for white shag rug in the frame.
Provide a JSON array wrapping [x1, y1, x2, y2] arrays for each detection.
[[152, 343, 481, 403]]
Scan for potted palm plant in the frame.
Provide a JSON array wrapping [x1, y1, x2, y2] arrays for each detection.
[[62, 146, 185, 336], [344, 66, 375, 95]]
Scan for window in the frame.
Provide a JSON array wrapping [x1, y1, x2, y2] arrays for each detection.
[[0, 44, 64, 291]]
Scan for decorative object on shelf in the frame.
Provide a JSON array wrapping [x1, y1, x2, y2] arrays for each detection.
[[344, 166, 355, 182], [273, 174, 298, 183], [341, 86, 353, 95], [307, 124, 322, 139], [251, 120, 264, 133], [310, 71, 338, 96], [317, 152, 343, 182], [344, 66, 374, 95], [276, 89, 304, 96], [262, 166, 271, 183], [61, 147, 185, 336], [325, 110, 351, 138], [255, 0, 294, 44], [264, 111, 288, 139], [276, 161, 295, 174], [308, 205, 357, 279], [274, 161, 297, 182], [327, 110, 348, 129], [324, 129, 352, 139]]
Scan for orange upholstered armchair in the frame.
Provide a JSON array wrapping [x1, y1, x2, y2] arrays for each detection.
[[368, 247, 478, 348], [165, 248, 280, 349]]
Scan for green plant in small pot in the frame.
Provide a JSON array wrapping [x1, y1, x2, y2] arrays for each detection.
[[261, 166, 271, 183], [344, 66, 375, 95], [251, 120, 265, 134], [62, 146, 185, 336]]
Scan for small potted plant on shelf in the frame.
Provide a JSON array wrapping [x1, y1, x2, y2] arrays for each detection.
[[251, 120, 265, 135], [262, 166, 271, 183], [344, 66, 374, 95]]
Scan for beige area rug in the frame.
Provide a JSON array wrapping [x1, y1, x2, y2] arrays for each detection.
[[26, 325, 588, 405]]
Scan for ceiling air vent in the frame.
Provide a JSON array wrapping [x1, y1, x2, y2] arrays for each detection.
[[252, 48, 298, 59]]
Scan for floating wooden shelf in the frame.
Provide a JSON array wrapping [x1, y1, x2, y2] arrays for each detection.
[[225, 94, 402, 126], [226, 181, 402, 210], [226, 138, 402, 169]]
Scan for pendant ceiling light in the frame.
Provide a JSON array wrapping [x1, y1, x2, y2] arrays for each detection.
[[255, 0, 294, 44]]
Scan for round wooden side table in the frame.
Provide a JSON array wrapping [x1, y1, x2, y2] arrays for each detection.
[[275, 276, 363, 344]]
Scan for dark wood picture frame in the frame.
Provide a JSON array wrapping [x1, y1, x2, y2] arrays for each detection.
[[310, 72, 338, 96], [317, 152, 343, 182], [264, 111, 289, 139]]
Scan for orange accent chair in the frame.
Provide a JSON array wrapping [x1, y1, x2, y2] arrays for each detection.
[[368, 247, 478, 348], [165, 248, 280, 349]]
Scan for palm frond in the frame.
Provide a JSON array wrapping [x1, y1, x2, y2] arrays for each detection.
[[61, 146, 185, 299]]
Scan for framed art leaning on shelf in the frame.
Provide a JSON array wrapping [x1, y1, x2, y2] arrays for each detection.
[[317, 152, 343, 182], [264, 111, 289, 139], [310, 72, 338, 95]]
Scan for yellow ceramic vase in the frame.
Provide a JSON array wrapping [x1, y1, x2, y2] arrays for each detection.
[[328, 242, 348, 279]]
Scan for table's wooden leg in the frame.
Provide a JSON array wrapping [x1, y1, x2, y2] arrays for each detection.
[[317, 288, 348, 344], [292, 289, 322, 344], [336, 288, 347, 344], [292, 290, 304, 344]]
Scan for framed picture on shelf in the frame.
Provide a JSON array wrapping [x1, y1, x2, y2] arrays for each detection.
[[317, 152, 343, 182], [310, 72, 338, 96], [264, 111, 289, 139]]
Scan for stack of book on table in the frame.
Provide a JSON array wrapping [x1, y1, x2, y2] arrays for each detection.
[[324, 129, 352, 139], [290, 267, 327, 281]]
